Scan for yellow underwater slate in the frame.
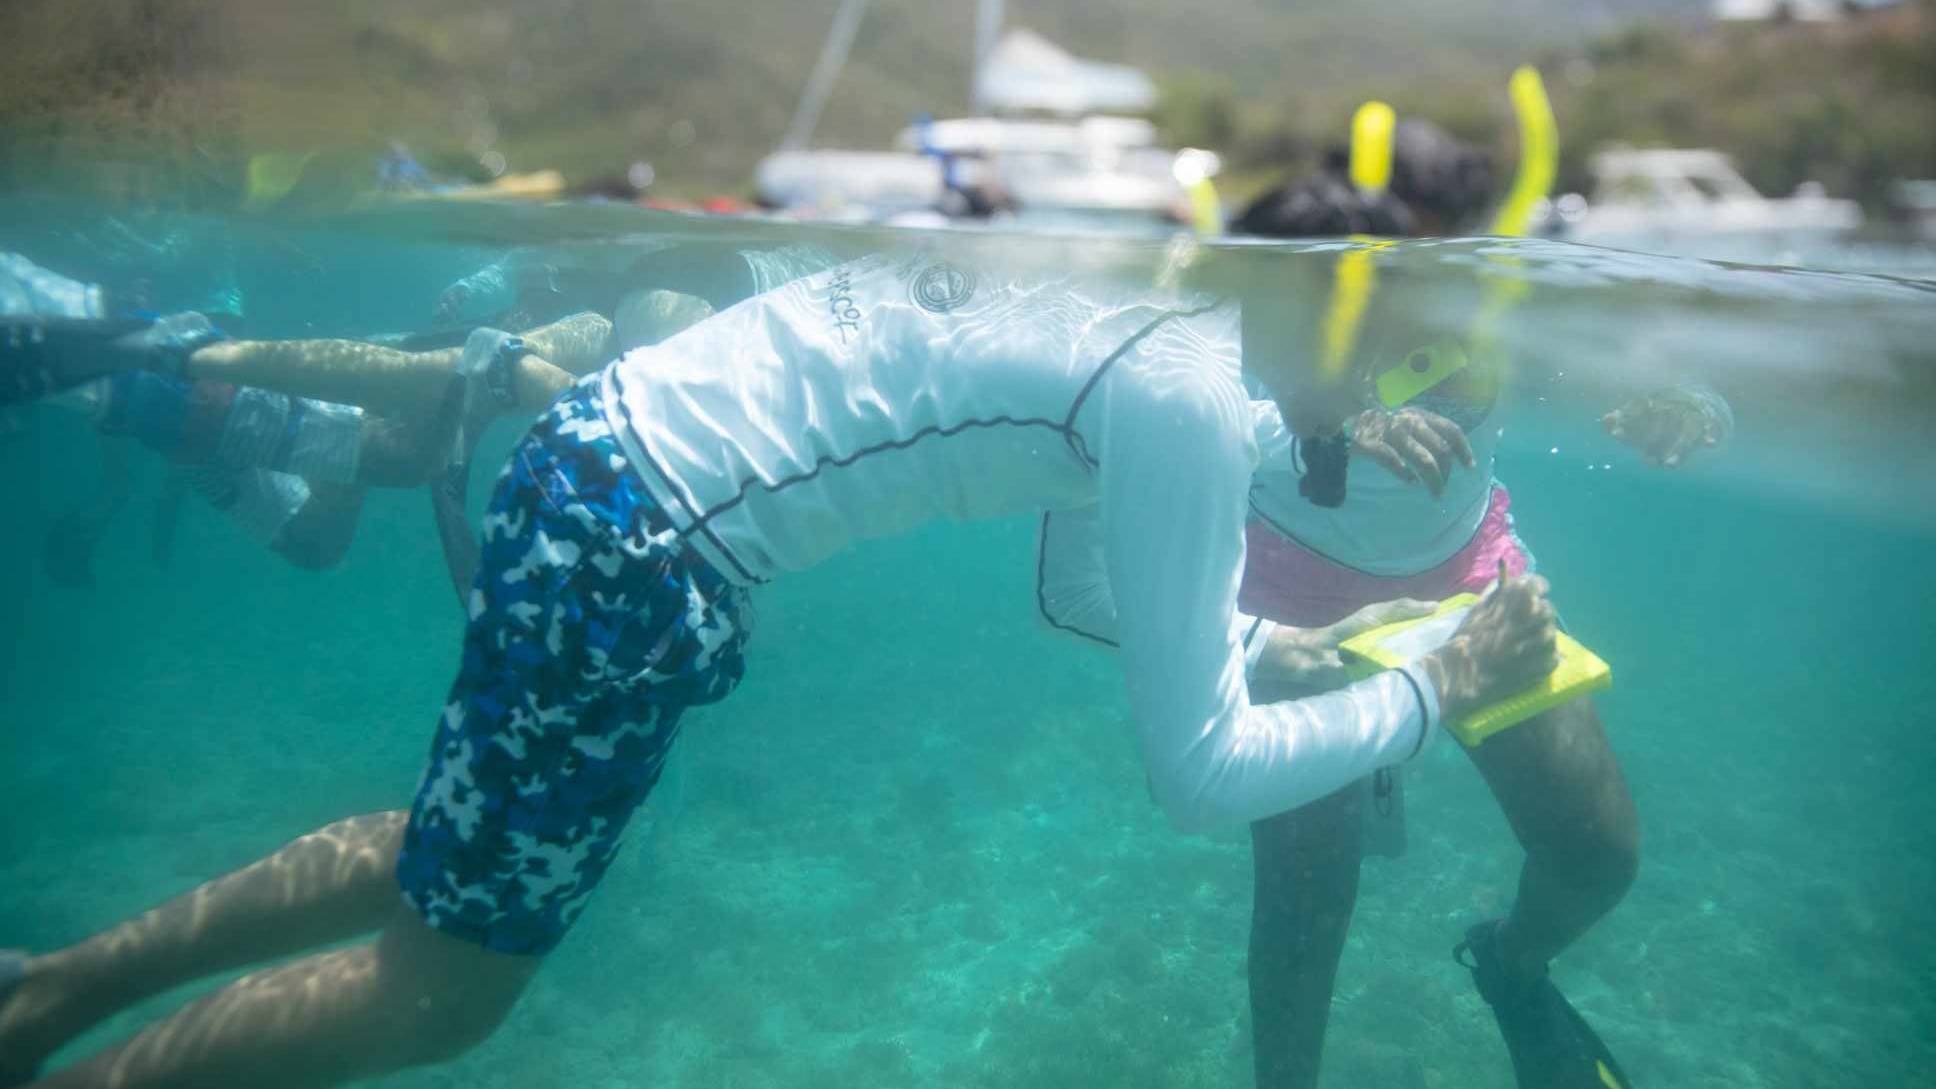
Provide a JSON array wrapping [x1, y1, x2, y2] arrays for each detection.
[[1338, 592, 1612, 747]]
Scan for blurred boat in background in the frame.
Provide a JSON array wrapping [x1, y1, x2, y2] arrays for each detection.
[[1547, 147, 1862, 253], [754, 5, 1207, 233]]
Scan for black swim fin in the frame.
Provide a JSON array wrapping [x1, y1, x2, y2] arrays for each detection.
[[0, 313, 219, 406], [1, 315, 151, 405], [1456, 921, 1634, 1089]]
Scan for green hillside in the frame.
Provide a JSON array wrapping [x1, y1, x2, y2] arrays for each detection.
[[0, 0, 1927, 211]]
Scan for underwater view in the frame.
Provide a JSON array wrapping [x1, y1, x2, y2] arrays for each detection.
[[1, 199, 1931, 1089], [3, 2, 1936, 1088]]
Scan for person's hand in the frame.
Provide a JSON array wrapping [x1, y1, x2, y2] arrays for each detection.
[[1601, 387, 1727, 468], [1419, 573, 1558, 722], [1350, 407, 1475, 497], [1252, 598, 1437, 697]]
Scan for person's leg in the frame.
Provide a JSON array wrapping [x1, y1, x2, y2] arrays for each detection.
[[270, 482, 365, 570], [229, 310, 615, 417], [354, 410, 454, 488], [1248, 779, 1366, 1089], [0, 812, 406, 1082], [13, 382, 742, 1089], [184, 339, 571, 419], [26, 900, 535, 1089], [518, 311, 616, 375], [186, 306, 617, 422], [1462, 697, 1639, 981]]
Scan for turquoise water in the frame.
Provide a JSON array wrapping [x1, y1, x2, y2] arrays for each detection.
[[2, 204, 1934, 1089]]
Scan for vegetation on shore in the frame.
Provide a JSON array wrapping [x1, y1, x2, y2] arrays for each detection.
[[0, 0, 1927, 212]]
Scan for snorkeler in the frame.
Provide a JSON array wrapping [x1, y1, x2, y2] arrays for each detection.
[[0, 253, 554, 576], [0, 240, 849, 423], [0, 292, 598, 420], [1211, 101, 1731, 1089], [0, 247, 664, 578], [0, 251, 1564, 1089], [0, 239, 837, 588]]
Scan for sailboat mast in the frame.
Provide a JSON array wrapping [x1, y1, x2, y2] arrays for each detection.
[[778, 0, 871, 152], [972, 0, 1003, 112]]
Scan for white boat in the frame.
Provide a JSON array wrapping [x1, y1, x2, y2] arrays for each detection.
[[752, 4, 1201, 233], [753, 150, 948, 220], [1548, 148, 1862, 254], [891, 112, 1196, 231]]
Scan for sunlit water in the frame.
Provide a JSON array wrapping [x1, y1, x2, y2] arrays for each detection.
[[2, 197, 1933, 1089]]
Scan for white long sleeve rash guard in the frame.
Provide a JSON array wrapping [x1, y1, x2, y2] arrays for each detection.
[[600, 253, 1436, 831]]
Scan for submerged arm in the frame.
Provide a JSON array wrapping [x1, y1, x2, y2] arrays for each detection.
[[1093, 369, 1441, 831]]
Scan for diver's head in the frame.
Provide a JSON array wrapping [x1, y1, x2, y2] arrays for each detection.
[[1233, 120, 1493, 240], [1248, 344, 1358, 510], [1237, 277, 1368, 442], [1236, 251, 1486, 508], [1230, 173, 1416, 239], [1386, 120, 1495, 235]]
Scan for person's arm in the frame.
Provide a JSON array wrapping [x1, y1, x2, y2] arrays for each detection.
[[1093, 366, 1444, 831], [1040, 502, 1440, 696]]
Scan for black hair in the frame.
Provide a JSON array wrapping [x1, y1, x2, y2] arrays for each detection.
[[1386, 118, 1502, 228], [1230, 172, 1417, 238], [1232, 118, 1497, 238], [1386, 120, 1496, 230]]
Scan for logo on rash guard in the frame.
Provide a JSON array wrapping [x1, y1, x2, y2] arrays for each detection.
[[909, 262, 976, 314], [823, 268, 863, 343]]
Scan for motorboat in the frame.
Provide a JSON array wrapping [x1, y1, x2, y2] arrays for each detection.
[[1547, 148, 1861, 253]]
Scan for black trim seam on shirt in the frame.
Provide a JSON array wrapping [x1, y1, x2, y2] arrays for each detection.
[[1245, 480, 1501, 580], [614, 299, 1218, 582], [1244, 494, 1391, 578], [1035, 511, 1120, 649], [690, 414, 1077, 535], [1395, 667, 1432, 759], [1059, 303, 1222, 467]]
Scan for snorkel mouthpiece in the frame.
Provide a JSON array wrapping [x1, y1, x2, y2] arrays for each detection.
[[1299, 431, 1350, 508]]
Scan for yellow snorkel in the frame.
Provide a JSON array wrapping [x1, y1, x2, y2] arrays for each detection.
[[1348, 101, 1396, 195], [241, 151, 317, 212], [1301, 102, 1400, 507], [1367, 66, 1559, 409], [1319, 102, 1399, 385], [1489, 66, 1559, 238], [1173, 149, 1225, 237]]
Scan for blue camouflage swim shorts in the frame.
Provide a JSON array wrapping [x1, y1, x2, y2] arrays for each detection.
[[397, 377, 749, 955]]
